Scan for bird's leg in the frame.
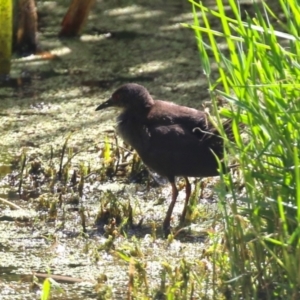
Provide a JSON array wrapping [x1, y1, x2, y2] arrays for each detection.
[[163, 182, 178, 236], [180, 177, 191, 225]]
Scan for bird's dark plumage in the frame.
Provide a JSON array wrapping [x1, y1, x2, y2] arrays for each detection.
[[96, 83, 237, 235]]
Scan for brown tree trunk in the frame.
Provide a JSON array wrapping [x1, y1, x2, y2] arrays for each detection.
[[59, 0, 95, 37], [13, 0, 38, 54]]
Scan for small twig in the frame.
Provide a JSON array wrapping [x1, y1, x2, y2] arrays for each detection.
[[32, 272, 93, 283], [18, 151, 27, 195], [0, 197, 23, 210], [16, 112, 51, 116]]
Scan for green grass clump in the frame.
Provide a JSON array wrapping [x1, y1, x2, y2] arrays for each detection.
[[185, 0, 300, 298]]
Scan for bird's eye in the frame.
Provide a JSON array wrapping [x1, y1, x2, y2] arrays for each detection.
[[114, 94, 120, 100]]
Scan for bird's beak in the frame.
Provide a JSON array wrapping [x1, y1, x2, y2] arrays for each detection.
[[95, 97, 113, 111]]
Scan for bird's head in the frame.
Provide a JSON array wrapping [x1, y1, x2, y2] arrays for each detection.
[[95, 83, 154, 113]]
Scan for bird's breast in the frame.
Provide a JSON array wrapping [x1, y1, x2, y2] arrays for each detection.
[[116, 116, 150, 154]]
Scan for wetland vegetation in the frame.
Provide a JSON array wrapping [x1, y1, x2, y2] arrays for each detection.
[[1, 0, 300, 299]]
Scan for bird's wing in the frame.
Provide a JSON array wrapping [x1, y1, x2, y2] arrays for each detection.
[[140, 123, 224, 178], [148, 106, 209, 138]]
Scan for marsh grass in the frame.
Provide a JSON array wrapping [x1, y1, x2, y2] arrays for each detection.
[[185, 0, 300, 298]]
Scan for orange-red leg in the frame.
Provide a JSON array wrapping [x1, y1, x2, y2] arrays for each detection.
[[163, 182, 178, 236]]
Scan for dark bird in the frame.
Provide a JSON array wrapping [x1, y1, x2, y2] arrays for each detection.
[[96, 83, 238, 236]]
